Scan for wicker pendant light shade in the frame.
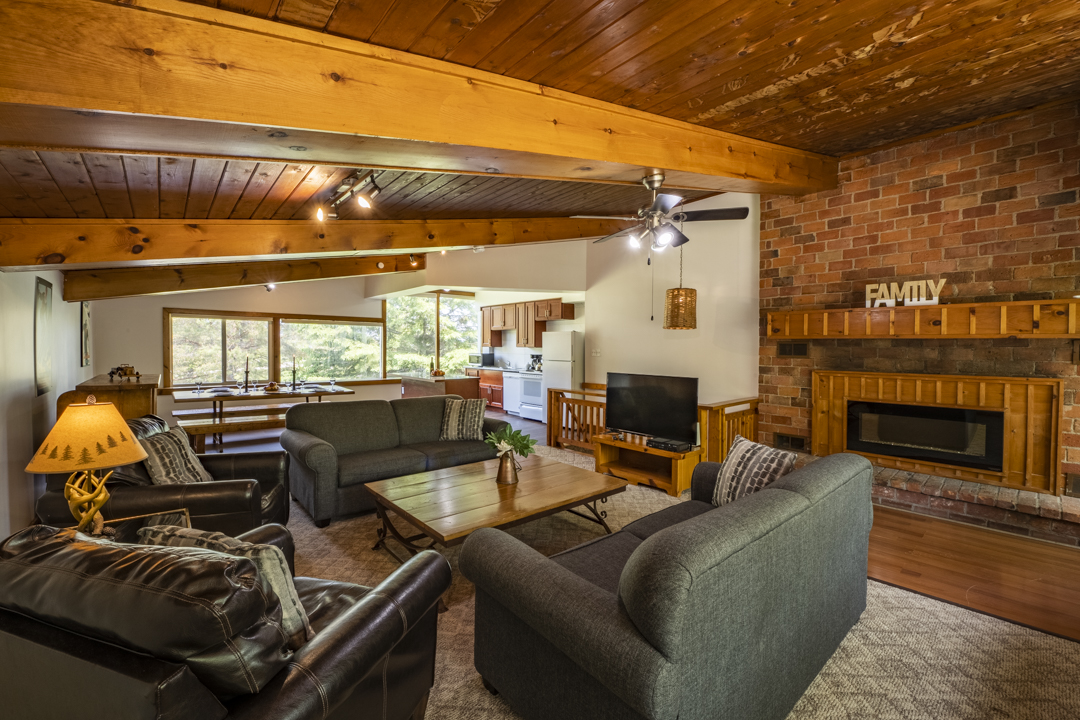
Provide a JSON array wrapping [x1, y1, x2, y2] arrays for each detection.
[[663, 245, 697, 329], [664, 287, 697, 329]]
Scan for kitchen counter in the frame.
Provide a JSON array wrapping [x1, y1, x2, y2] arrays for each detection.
[[398, 374, 480, 399]]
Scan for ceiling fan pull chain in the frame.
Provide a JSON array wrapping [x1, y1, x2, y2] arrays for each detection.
[[679, 244, 684, 289]]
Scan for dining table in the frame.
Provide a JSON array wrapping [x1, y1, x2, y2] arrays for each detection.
[[171, 384, 356, 448]]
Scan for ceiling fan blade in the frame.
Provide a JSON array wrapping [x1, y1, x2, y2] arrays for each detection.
[[650, 193, 683, 215], [592, 224, 644, 244], [676, 207, 750, 222]]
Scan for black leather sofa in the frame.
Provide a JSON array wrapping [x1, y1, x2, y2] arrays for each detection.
[[0, 523, 451, 720], [35, 415, 289, 536]]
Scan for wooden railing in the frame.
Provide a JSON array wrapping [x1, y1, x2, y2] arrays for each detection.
[[547, 389, 607, 451], [698, 397, 760, 463], [547, 388, 759, 461]]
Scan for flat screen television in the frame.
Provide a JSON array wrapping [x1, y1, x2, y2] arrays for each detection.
[[605, 373, 699, 445]]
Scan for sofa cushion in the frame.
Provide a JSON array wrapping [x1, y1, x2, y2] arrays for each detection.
[[622, 500, 714, 540], [712, 434, 796, 506], [286, 400, 400, 455], [337, 448, 429, 487], [551, 531, 642, 595], [405, 440, 497, 471], [440, 398, 487, 441], [137, 526, 313, 651], [0, 526, 290, 701], [392, 396, 458, 446]]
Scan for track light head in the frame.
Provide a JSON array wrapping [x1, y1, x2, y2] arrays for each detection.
[[316, 207, 325, 222], [265, 284, 276, 292], [409, 254, 418, 266]]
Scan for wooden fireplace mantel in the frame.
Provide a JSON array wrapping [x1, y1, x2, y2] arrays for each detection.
[[812, 370, 1063, 495], [769, 299, 1080, 340]]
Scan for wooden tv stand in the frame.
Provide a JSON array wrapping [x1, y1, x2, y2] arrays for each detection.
[[592, 433, 702, 498]]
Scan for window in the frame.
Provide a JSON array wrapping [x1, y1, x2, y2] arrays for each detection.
[[281, 321, 382, 381], [385, 293, 478, 376], [170, 315, 270, 384], [165, 308, 383, 388], [439, 296, 478, 374], [386, 296, 437, 375]]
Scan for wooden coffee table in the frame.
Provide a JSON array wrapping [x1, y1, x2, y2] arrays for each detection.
[[366, 454, 627, 562]]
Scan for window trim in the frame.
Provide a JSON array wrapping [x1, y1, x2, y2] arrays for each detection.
[[163, 306, 386, 390]]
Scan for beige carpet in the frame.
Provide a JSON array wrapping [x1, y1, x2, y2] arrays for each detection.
[[288, 446, 1080, 720]]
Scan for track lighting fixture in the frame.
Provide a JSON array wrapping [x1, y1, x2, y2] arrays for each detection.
[[316, 207, 325, 222], [319, 171, 380, 219], [265, 284, 276, 292], [355, 181, 381, 209], [409, 254, 418, 266]]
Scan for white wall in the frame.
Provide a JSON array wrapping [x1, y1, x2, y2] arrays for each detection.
[[92, 277, 398, 420], [0, 271, 92, 536], [585, 193, 760, 404]]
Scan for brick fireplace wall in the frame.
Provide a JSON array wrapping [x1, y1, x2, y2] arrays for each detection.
[[759, 100, 1080, 542]]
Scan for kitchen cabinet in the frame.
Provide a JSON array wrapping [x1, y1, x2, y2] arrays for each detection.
[[481, 307, 502, 347], [490, 304, 515, 331], [479, 369, 503, 409], [516, 302, 544, 348], [534, 300, 575, 321]]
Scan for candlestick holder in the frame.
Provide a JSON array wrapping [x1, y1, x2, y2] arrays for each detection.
[[291, 366, 297, 391], [243, 369, 250, 393]]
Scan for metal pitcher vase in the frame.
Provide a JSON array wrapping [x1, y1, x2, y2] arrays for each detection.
[[496, 452, 520, 485]]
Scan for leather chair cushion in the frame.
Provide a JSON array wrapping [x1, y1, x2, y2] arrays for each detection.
[[293, 577, 371, 633], [405, 440, 497, 471], [0, 526, 291, 701], [337, 448, 428, 488]]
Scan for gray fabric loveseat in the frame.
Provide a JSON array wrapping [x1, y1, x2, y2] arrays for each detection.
[[460, 452, 873, 720], [281, 395, 509, 527]]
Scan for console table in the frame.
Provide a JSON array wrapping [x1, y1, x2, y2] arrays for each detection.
[[592, 433, 701, 497]]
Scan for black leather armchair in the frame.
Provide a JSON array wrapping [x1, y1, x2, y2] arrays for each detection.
[[0, 524, 451, 720], [35, 415, 289, 536]]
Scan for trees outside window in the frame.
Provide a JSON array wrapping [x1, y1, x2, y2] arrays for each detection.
[[386, 296, 436, 375], [439, 296, 478, 374], [281, 321, 381, 381], [171, 316, 269, 384]]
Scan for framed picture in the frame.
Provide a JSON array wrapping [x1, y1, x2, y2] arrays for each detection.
[[34, 277, 53, 396], [80, 301, 91, 368]]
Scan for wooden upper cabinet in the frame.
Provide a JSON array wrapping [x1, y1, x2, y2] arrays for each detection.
[[490, 304, 515, 331], [517, 302, 544, 348], [535, 299, 575, 321], [481, 306, 501, 347]]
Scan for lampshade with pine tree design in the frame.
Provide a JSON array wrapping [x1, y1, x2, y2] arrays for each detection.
[[25, 400, 147, 474]]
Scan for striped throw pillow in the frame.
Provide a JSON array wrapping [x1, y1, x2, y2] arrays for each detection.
[[440, 398, 487, 441], [141, 426, 213, 485], [137, 525, 313, 651], [712, 435, 796, 507]]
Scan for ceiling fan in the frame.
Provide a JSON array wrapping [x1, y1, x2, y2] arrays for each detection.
[[588, 170, 750, 249]]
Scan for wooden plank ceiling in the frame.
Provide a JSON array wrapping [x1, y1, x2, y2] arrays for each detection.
[[190, 0, 1080, 156], [0, 150, 712, 221]]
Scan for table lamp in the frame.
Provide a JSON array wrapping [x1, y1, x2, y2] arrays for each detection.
[[25, 396, 148, 533]]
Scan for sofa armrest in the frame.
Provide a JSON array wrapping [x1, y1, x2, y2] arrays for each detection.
[[105, 481, 262, 536], [226, 550, 451, 720], [460, 528, 676, 719], [237, 523, 295, 575], [482, 416, 511, 437], [279, 430, 337, 474], [690, 461, 722, 503]]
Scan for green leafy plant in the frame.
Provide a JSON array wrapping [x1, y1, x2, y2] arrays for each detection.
[[485, 425, 538, 459]]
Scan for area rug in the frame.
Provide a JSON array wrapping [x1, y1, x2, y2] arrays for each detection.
[[288, 446, 1080, 720]]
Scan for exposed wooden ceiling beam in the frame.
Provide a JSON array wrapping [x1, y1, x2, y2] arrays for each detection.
[[63, 253, 425, 301], [0, 217, 633, 270], [0, 0, 837, 195]]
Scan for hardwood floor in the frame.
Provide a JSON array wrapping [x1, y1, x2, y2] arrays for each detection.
[[485, 410, 548, 445], [869, 506, 1080, 641]]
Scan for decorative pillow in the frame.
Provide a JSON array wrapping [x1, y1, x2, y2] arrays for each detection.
[[141, 425, 213, 485], [440, 398, 487, 441], [712, 435, 797, 507], [138, 525, 313, 651]]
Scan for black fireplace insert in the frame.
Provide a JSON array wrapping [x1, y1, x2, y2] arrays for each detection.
[[846, 401, 1004, 472]]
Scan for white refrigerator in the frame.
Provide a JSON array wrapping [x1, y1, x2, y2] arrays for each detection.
[[541, 331, 584, 420]]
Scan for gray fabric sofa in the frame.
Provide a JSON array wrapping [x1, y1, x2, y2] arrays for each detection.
[[281, 395, 510, 527], [460, 452, 873, 720]]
